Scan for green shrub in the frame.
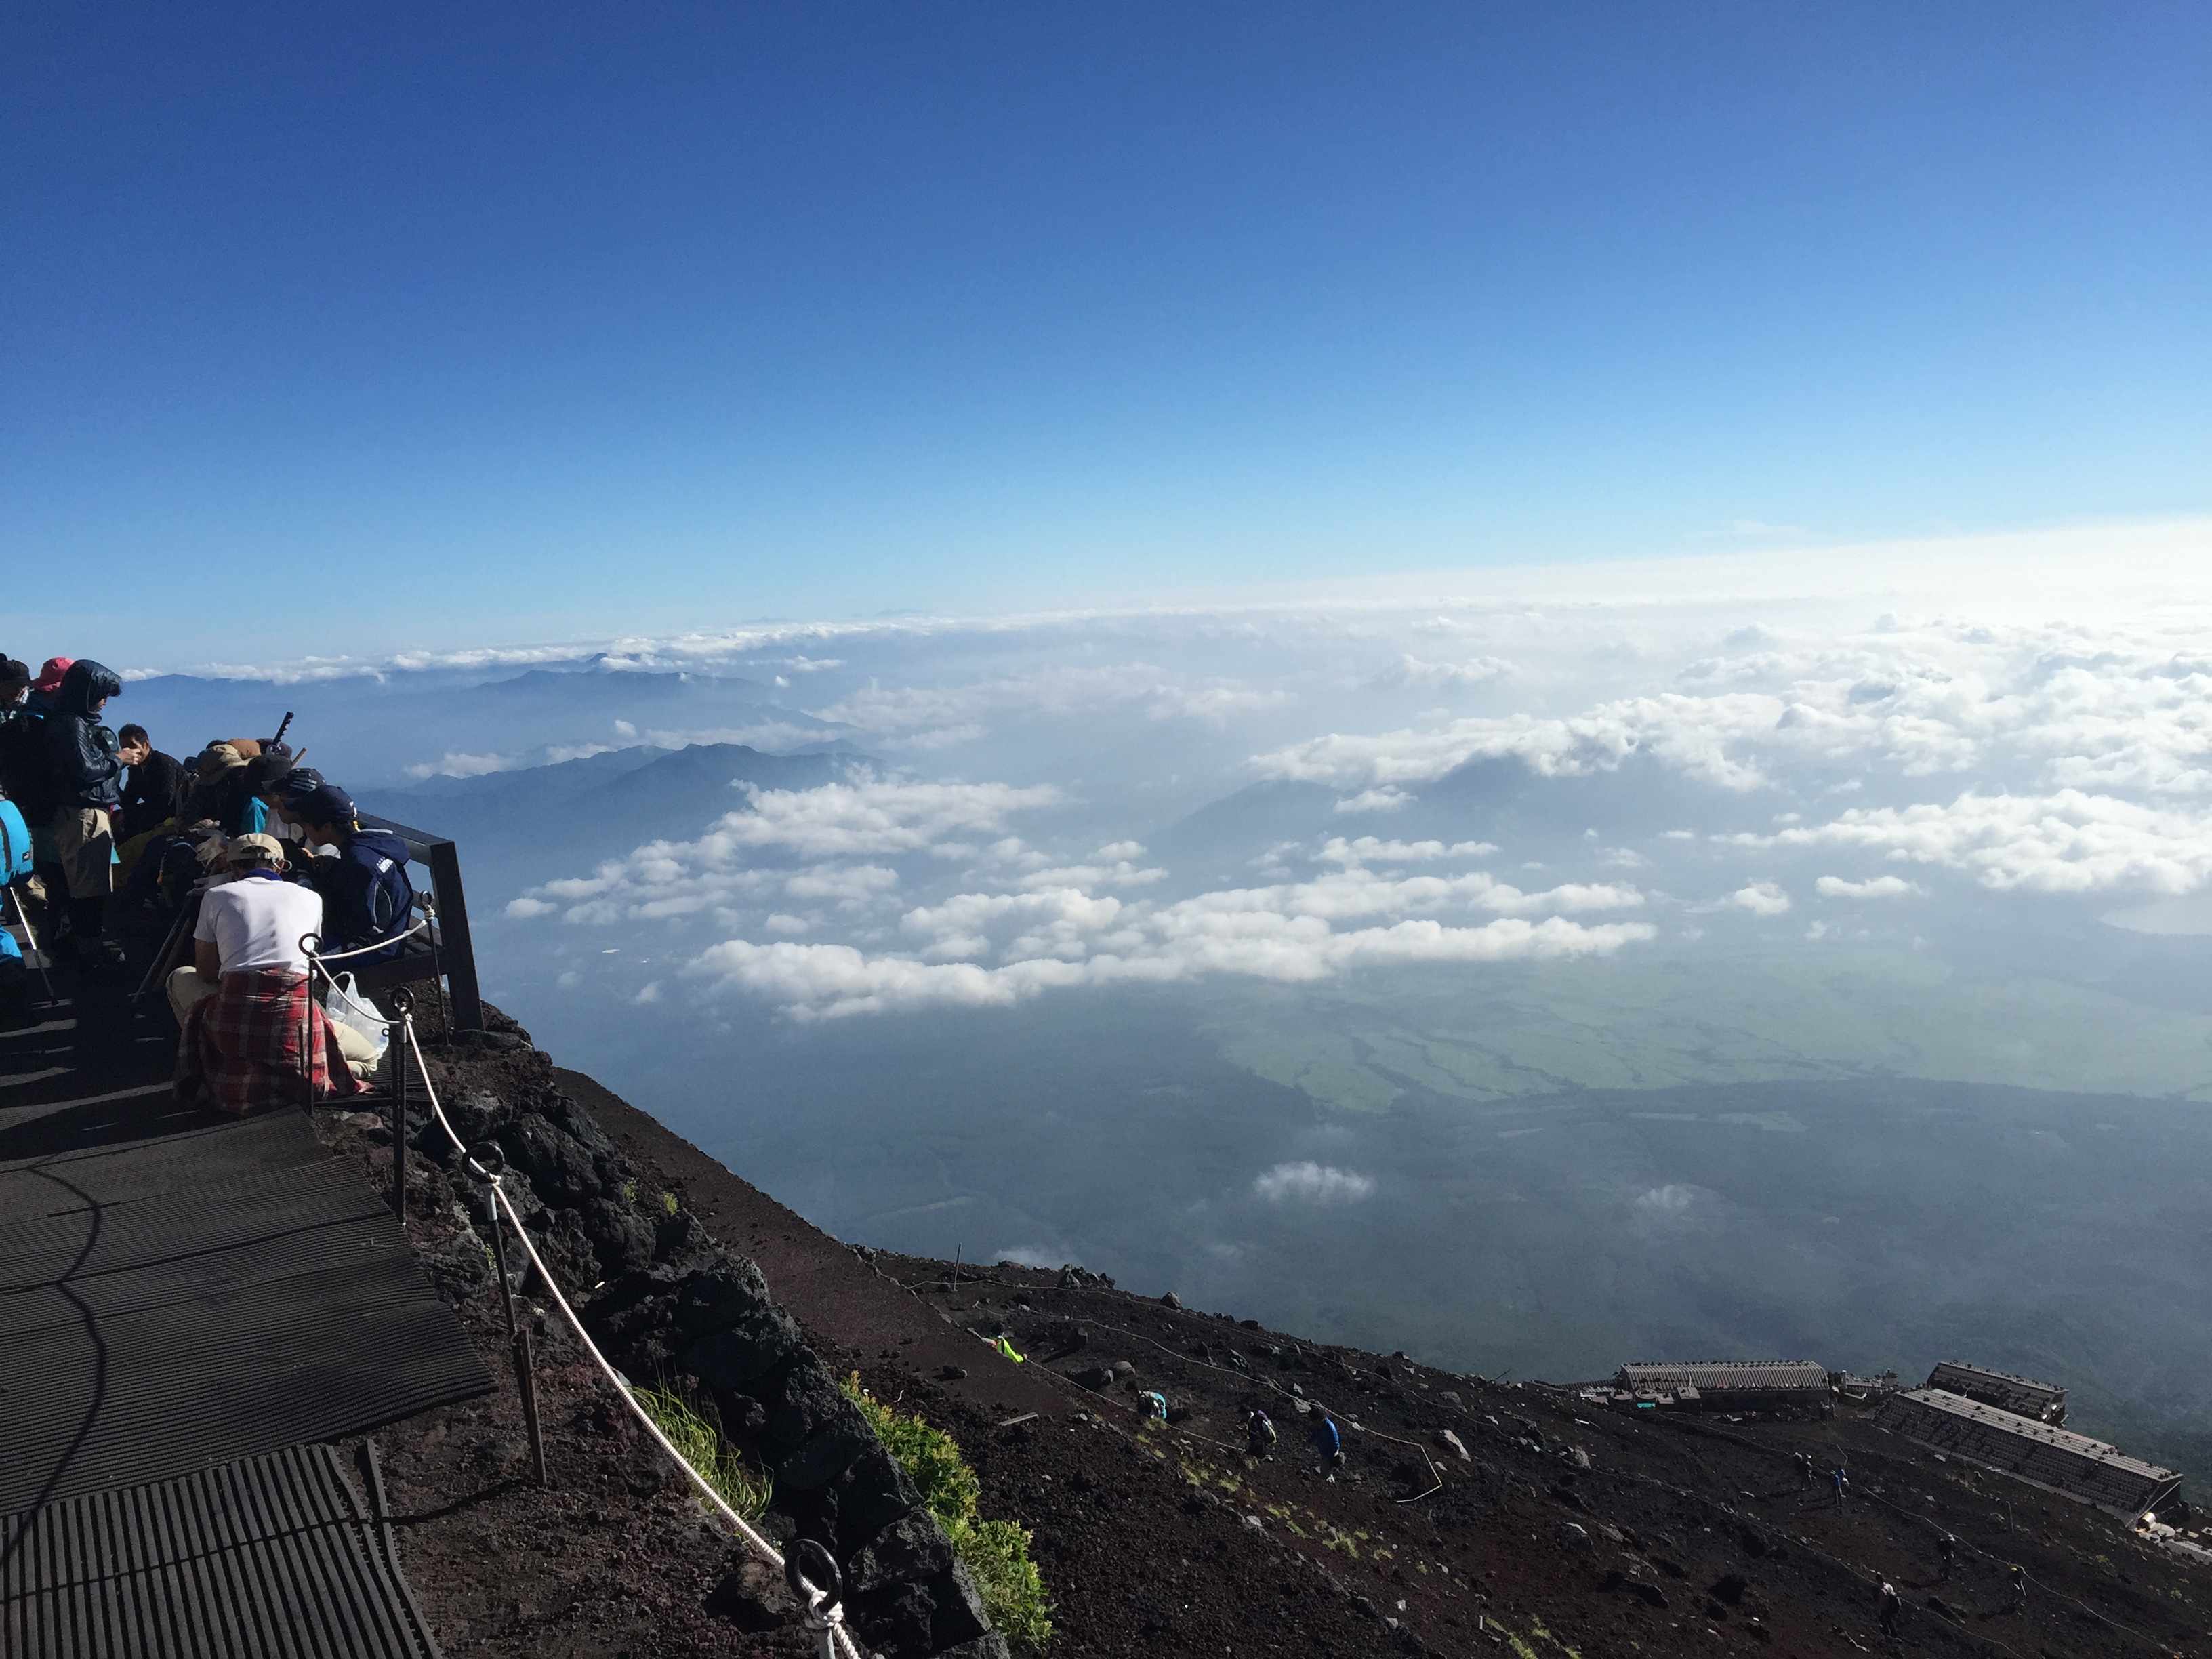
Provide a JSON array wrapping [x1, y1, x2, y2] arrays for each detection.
[[631, 1380, 774, 1523], [843, 1373, 1054, 1652]]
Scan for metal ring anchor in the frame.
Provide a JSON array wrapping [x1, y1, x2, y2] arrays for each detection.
[[786, 1536, 842, 1609], [786, 1537, 846, 1656]]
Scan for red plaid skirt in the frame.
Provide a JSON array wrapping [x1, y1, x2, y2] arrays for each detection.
[[176, 968, 367, 1115]]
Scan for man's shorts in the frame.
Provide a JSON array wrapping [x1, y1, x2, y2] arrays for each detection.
[[52, 806, 115, 899]]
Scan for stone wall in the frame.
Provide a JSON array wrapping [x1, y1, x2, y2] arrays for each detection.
[[416, 1069, 1008, 1659]]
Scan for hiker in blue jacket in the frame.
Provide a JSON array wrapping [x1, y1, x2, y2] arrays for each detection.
[[43, 660, 126, 965], [280, 777, 417, 962], [1311, 1411, 1343, 1473]]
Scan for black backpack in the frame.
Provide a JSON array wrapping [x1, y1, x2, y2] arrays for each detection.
[[0, 717, 58, 823]]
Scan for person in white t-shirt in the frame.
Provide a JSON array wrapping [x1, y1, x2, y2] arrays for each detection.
[[167, 834, 378, 1075]]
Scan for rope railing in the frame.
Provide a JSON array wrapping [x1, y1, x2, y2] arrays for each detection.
[[392, 1016, 864, 1659], [308, 918, 431, 964]]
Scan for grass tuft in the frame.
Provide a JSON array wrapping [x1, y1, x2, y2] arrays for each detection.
[[843, 1372, 1054, 1653], [630, 1380, 774, 1523]]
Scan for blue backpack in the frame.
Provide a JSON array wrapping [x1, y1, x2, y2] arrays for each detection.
[[0, 798, 31, 884]]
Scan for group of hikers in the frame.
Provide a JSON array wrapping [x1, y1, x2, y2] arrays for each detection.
[[1797, 1451, 2031, 1635], [1129, 1389, 1347, 1475], [0, 653, 420, 1111]]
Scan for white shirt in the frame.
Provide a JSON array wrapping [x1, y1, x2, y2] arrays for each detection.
[[194, 874, 326, 975]]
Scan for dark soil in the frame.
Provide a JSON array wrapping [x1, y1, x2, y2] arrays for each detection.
[[323, 1016, 2211, 1659]]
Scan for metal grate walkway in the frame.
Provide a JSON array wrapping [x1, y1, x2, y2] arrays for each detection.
[[1, 1442, 440, 1659], [0, 1108, 492, 1515]]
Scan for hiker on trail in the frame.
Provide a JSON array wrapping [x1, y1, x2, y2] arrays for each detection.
[[1311, 1412, 1344, 1473], [2009, 1564, 2026, 1613], [1937, 1532, 1956, 1579], [1878, 1580, 1900, 1636], [1139, 1391, 1169, 1422], [43, 660, 127, 967], [992, 1334, 1025, 1365], [1797, 1452, 1816, 1489], [171, 833, 373, 1112], [279, 777, 417, 963], [1246, 1407, 1277, 1459], [1832, 1466, 1849, 1507]]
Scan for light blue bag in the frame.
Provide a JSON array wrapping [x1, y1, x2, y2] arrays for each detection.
[[0, 799, 31, 884]]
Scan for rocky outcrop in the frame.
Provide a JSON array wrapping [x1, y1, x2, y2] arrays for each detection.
[[415, 1078, 1005, 1659]]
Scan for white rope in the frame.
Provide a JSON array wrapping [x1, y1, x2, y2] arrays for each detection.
[[396, 1017, 867, 1659], [309, 918, 430, 964]]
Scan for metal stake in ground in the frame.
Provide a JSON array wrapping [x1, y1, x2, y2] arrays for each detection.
[[387, 989, 416, 1222], [478, 1158, 549, 1488]]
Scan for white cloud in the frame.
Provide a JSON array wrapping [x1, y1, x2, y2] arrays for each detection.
[[510, 779, 1061, 923], [1012, 861, 1167, 893], [1753, 791, 2212, 895], [1261, 692, 1785, 792], [1334, 787, 1415, 813], [405, 751, 518, 779], [1814, 874, 1920, 899], [689, 905, 1653, 1019], [1725, 881, 1793, 916], [1635, 1183, 1696, 1213], [813, 663, 1292, 743], [1317, 836, 1498, 864], [1250, 611, 2212, 802], [1253, 1162, 1374, 1204], [1389, 655, 1513, 689]]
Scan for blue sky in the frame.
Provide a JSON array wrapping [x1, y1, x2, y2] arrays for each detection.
[[6, 2, 2207, 662]]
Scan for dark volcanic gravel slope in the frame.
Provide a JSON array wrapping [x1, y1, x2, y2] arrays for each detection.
[[337, 1018, 2209, 1659], [581, 1068, 2212, 1659]]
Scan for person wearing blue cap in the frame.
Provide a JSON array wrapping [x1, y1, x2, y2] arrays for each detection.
[[277, 775, 417, 963]]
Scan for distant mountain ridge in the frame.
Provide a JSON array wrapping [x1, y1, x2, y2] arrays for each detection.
[[360, 741, 871, 897], [120, 663, 849, 789]]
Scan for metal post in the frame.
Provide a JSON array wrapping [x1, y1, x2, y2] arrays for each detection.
[[424, 841, 483, 1033], [388, 993, 416, 1223], [483, 1181, 549, 1487]]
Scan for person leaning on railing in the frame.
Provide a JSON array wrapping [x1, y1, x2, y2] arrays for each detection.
[[272, 775, 417, 963], [170, 832, 375, 1113]]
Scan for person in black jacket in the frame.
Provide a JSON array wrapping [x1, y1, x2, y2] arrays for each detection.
[[43, 659, 125, 963], [115, 724, 185, 840]]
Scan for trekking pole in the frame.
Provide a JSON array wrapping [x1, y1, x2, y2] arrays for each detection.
[[131, 900, 196, 1007], [472, 1134, 549, 1488], [269, 711, 293, 751], [7, 887, 54, 1002]]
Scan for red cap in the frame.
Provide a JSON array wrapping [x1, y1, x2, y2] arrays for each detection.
[[31, 657, 71, 695]]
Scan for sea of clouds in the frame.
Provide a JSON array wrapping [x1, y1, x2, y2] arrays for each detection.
[[422, 525, 2212, 1020]]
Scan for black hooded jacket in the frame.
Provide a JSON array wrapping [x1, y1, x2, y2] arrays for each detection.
[[44, 661, 124, 811]]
